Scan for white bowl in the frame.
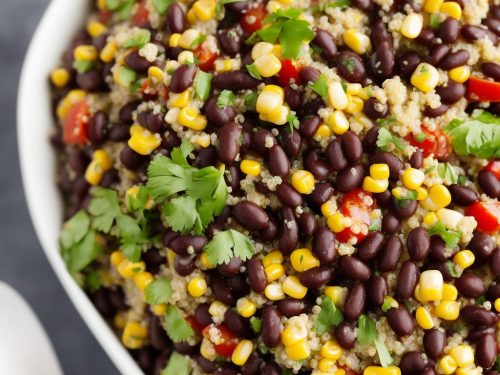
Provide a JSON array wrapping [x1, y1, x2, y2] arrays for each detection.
[[17, 1, 143, 374]]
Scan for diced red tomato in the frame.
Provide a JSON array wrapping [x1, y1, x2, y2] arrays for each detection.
[[240, 4, 266, 34], [98, 9, 111, 23], [132, 0, 150, 27], [467, 76, 500, 102], [278, 60, 301, 86], [485, 160, 500, 180], [466, 201, 500, 234], [194, 41, 219, 72], [202, 324, 238, 358], [63, 101, 90, 145], [336, 189, 375, 244], [407, 125, 451, 160], [186, 315, 206, 333], [338, 367, 361, 375]]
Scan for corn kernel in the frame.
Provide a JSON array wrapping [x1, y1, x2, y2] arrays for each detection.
[[456, 368, 481, 375], [343, 28, 370, 55], [291, 170, 315, 194], [151, 304, 167, 316], [415, 187, 428, 201], [240, 159, 262, 176], [215, 59, 234, 73], [87, 20, 107, 37], [200, 338, 217, 360], [324, 286, 347, 306], [253, 53, 282, 77], [411, 63, 440, 93], [122, 322, 147, 349], [439, 355, 457, 375], [110, 251, 125, 267], [236, 297, 257, 318], [449, 65, 471, 83], [435, 300, 460, 320], [133, 271, 154, 291], [179, 29, 200, 49], [370, 164, 390, 180], [402, 168, 425, 190], [423, 185, 452, 211], [363, 176, 389, 193], [191, 115, 208, 131], [363, 366, 401, 375], [321, 200, 337, 218], [327, 212, 346, 233], [328, 82, 349, 110], [100, 41, 117, 63], [83, 158, 102, 183], [327, 110, 350, 135], [495, 298, 500, 312], [50, 68, 70, 88], [345, 95, 364, 114], [128, 125, 161, 156], [263, 251, 284, 267], [178, 50, 195, 64], [318, 359, 336, 373], [416, 306, 434, 330], [285, 340, 310, 361], [170, 88, 191, 108], [231, 340, 253, 366], [450, 344, 474, 368], [114, 312, 126, 329], [437, 208, 463, 230], [97, 0, 107, 10], [441, 1, 462, 19], [418, 270, 443, 302], [117, 260, 146, 279], [148, 66, 165, 84], [200, 252, 215, 269], [263, 84, 285, 99], [282, 276, 308, 299], [252, 42, 275, 60], [281, 322, 308, 347], [265, 263, 285, 282], [74, 45, 98, 61], [423, 212, 438, 227], [265, 282, 285, 301], [186, 8, 197, 24], [256, 90, 283, 115], [259, 105, 289, 125], [321, 340, 343, 360], [442, 284, 458, 301], [192, 0, 216, 20], [209, 301, 227, 321], [169, 33, 182, 47], [57, 90, 87, 119], [188, 276, 208, 297], [453, 250, 475, 270], [424, 0, 443, 12], [290, 248, 320, 272], [401, 13, 423, 39], [178, 107, 199, 128], [314, 124, 333, 138]]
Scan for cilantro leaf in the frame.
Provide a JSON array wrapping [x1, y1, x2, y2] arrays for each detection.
[[395, 190, 418, 208], [147, 154, 193, 202], [151, 0, 173, 15], [429, 13, 443, 29], [88, 188, 121, 233], [286, 113, 300, 133], [85, 271, 101, 292], [357, 314, 377, 345], [162, 196, 199, 234], [381, 296, 395, 313], [308, 74, 328, 98], [313, 296, 343, 334], [194, 71, 213, 101], [203, 229, 255, 265], [246, 64, 262, 80], [62, 230, 102, 274], [445, 260, 460, 278], [374, 336, 393, 367], [429, 222, 462, 249], [190, 34, 207, 49], [116, 66, 138, 88], [74, 60, 95, 74], [123, 29, 151, 49], [244, 92, 257, 110], [376, 116, 396, 127], [313, 0, 351, 12], [161, 352, 190, 375], [145, 278, 172, 305], [163, 305, 195, 343], [216, 90, 236, 108], [414, 132, 427, 142], [376, 128, 407, 152], [437, 163, 459, 184], [107, 0, 135, 20], [250, 317, 262, 333], [368, 218, 381, 231], [215, 0, 246, 13], [60, 210, 90, 250]]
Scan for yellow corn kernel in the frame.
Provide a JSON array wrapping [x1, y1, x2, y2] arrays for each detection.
[[321, 200, 337, 218], [256, 89, 284, 115], [128, 126, 161, 156], [370, 164, 390, 180], [148, 66, 165, 83], [453, 250, 475, 270], [327, 212, 346, 233], [346, 95, 364, 114], [318, 359, 336, 373], [335, 370, 347, 375], [188, 276, 208, 297], [363, 176, 389, 193], [314, 124, 333, 139], [192, 0, 216, 21], [440, 355, 458, 375], [199, 252, 215, 269], [450, 344, 474, 368], [253, 53, 282, 77], [215, 59, 234, 73], [416, 306, 434, 330], [442, 284, 458, 301], [363, 366, 401, 375], [169, 33, 182, 47], [291, 170, 315, 195], [263, 251, 284, 267], [179, 29, 200, 49], [190, 115, 208, 131], [133, 271, 154, 291], [435, 300, 460, 320], [117, 260, 146, 279], [424, 0, 443, 12], [327, 110, 350, 135], [100, 41, 117, 63], [200, 338, 217, 360], [411, 63, 440, 93], [285, 340, 310, 361], [415, 187, 428, 201], [456, 368, 481, 375], [178, 107, 198, 128], [328, 82, 349, 110], [401, 13, 423, 39], [186, 8, 197, 24], [170, 88, 191, 108], [231, 340, 253, 366], [418, 270, 444, 302], [87, 20, 107, 37], [209, 301, 227, 320], [346, 83, 363, 95], [437, 208, 464, 230], [343, 28, 370, 55], [114, 312, 126, 329], [321, 340, 343, 360], [282, 276, 308, 299], [391, 187, 405, 199], [57, 90, 87, 119], [110, 251, 125, 267], [166, 249, 176, 268], [193, 133, 211, 148], [423, 212, 438, 227], [97, 0, 107, 10], [495, 298, 500, 312], [263, 84, 285, 98], [290, 248, 320, 272], [240, 160, 262, 176], [266, 1, 282, 13], [264, 282, 285, 301], [94, 150, 113, 170], [236, 297, 257, 318], [265, 263, 285, 282], [414, 285, 423, 302], [402, 168, 425, 190], [251, 42, 275, 60], [122, 322, 147, 349], [281, 322, 308, 347], [85, 149, 113, 185], [50, 68, 70, 88], [74, 45, 98, 61], [324, 286, 347, 306], [151, 304, 167, 316], [259, 105, 289, 125], [423, 185, 452, 211], [441, 1, 462, 19], [449, 65, 471, 83], [178, 50, 195, 64]]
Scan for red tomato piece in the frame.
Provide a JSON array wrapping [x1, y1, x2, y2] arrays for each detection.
[[485, 160, 500, 180], [202, 324, 238, 358], [467, 76, 500, 102], [466, 201, 500, 234], [132, 0, 150, 27], [63, 101, 90, 145], [338, 367, 361, 375], [98, 9, 111, 23], [336, 189, 374, 244], [186, 315, 205, 333], [407, 125, 451, 160], [278, 60, 301, 86], [194, 42, 219, 72], [240, 4, 266, 34]]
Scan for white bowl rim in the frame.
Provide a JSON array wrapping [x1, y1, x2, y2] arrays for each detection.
[[17, 1, 143, 374]]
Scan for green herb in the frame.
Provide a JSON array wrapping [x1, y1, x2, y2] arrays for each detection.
[[368, 218, 381, 231], [163, 305, 195, 343], [259, 344, 270, 354], [414, 133, 427, 142], [250, 317, 262, 333], [376, 128, 407, 152], [203, 229, 255, 266], [339, 57, 355, 74], [437, 163, 459, 184], [145, 278, 172, 305], [312, 0, 351, 12], [374, 337, 393, 367], [123, 29, 151, 48], [429, 13, 443, 29], [396, 190, 418, 208], [357, 315, 377, 345], [190, 34, 207, 48], [161, 351, 190, 375], [404, 300, 415, 312], [152, 0, 173, 15], [308, 74, 329, 98], [74, 60, 95, 74], [495, 354, 500, 371], [445, 260, 461, 278], [443, 111, 500, 160], [106, 0, 135, 20], [117, 66, 138, 88], [425, 166, 436, 174], [85, 270, 102, 292], [286, 113, 300, 133], [247, 8, 314, 59], [282, 369, 294, 375], [194, 71, 213, 101], [216, 90, 236, 108], [246, 64, 262, 80], [375, 116, 396, 127], [457, 175, 468, 185], [244, 92, 258, 111], [475, 295, 486, 305], [215, 0, 246, 13], [313, 296, 344, 334], [381, 296, 395, 312], [429, 222, 462, 249]]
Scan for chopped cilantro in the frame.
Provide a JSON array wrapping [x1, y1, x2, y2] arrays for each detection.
[[190, 34, 207, 48], [313, 296, 343, 334], [429, 222, 462, 249], [85, 270, 102, 292], [203, 229, 255, 266], [163, 305, 195, 343], [107, 0, 135, 20], [495, 354, 500, 371], [374, 337, 393, 367], [457, 175, 468, 185], [151, 0, 173, 15], [312, 0, 351, 12], [404, 300, 415, 312], [429, 13, 443, 29], [375, 116, 396, 127], [437, 162, 459, 184], [396, 190, 418, 208], [341, 57, 356, 74], [414, 133, 427, 142], [250, 317, 262, 333], [244, 92, 258, 111], [246, 64, 262, 80], [381, 296, 395, 313], [123, 29, 151, 48], [286, 113, 300, 133], [74, 60, 95, 74], [357, 314, 377, 345], [161, 352, 190, 375], [308, 74, 329, 98], [194, 71, 213, 101], [216, 90, 236, 108], [475, 295, 486, 305], [116, 66, 138, 88], [376, 128, 407, 152], [145, 278, 172, 305], [445, 260, 461, 278], [368, 218, 381, 232]]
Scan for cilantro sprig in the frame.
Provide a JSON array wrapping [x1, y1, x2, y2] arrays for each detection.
[[203, 229, 255, 265], [376, 128, 407, 152], [216, 90, 236, 108], [123, 29, 151, 49], [437, 163, 459, 184], [161, 352, 190, 375], [163, 305, 195, 343], [194, 71, 213, 101], [358, 314, 393, 367], [145, 278, 172, 305], [429, 222, 462, 249], [151, 0, 173, 15], [308, 74, 329, 98], [313, 296, 343, 334]]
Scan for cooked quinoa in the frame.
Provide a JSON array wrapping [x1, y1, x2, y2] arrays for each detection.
[[50, 0, 500, 374]]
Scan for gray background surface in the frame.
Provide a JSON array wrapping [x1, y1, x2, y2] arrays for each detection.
[[0, 0, 118, 373]]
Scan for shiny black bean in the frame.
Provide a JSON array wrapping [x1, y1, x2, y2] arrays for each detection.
[[214, 71, 258, 91], [120, 145, 147, 170], [252, 129, 275, 155], [240, 353, 263, 375], [326, 139, 348, 171], [300, 266, 333, 288], [362, 127, 379, 154], [284, 87, 302, 110], [227, 274, 249, 297], [217, 28, 242, 57], [424, 104, 449, 118], [149, 314, 170, 350], [357, 231, 385, 262], [108, 122, 129, 141], [363, 98, 389, 120], [430, 44, 450, 66], [375, 189, 392, 207], [336, 51, 365, 83], [124, 51, 152, 73], [439, 50, 470, 70], [352, 0, 373, 11], [429, 236, 450, 262], [372, 41, 395, 78], [339, 256, 371, 281], [399, 352, 426, 375], [218, 257, 243, 277], [267, 144, 289, 178], [211, 275, 235, 305], [170, 235, 207, 256], [215, 363, 239, 375], [478, 169, 500, 199], [482, 62, 500, 81], [436, 81, 466, 104], [91, 289, 115, 317], [261, 306, 281, 348], [368, 275, 388, 306], [335, 322, 356, 349], [417, 28, 435, 44], [336, 164, 365, 192], [382, 214, 402, 235], [67, 149, 89, 175], [144, 248, 167, 274], [343, 282, 367, 321], [397, 51, 422, 79], [233, 201, 269, 231], [461, 25, 498, 43], [173, 255, 196, 276], [486, 283, 500, 301], [194, 303, 213, 328], [167, 3, 186, 33], [100, 169, 119, 187], [370, 152, 403, 180], [449, 184, 478, 206], [204, 95, 236, 127], [391, 198, 418, 219], [468, 326, 495, 343], [407, 227, 430, 262], [197, 355, 217, 374], [297, 97, 325, 118], [485, 17, 500, 36], [439, 17, 460, 43], [299, 116, 322, 138], [137, 110, 164, 133], [197, 146, 217, 168], [304, 149, 332, 180], [247, 256, 267, 293], [309, 182, 334, 207], [280, 130, 302, 158], [216, 121, 241, 165], [386, 306, 414, 336], [279, 207, 298, 255], [469, 232, 495, 261], [476, 334, 497, 370], [299, 66, 321, 85], [224, 309, 252, 338], [409, 150, 423, 169], [76, 70, 105, 92], [396, 260, 419, 299], [276, 298, 306, 317], [312, 29, 337, 61], [461, 305, 499, 327], [261, 362, 281, 375], [170, 64, 197, 93], [423, 329, 446, 359], [258, 214, 279, 243], [371, 20, 392, 47], [276, 183, 303, 207], [491, 247, 500, 277], [378, 235, 403, 272], [341, 131, 363, 162], [298, 212, 317, 241], [455, 272, 485, 298], [313, 227, 337, 264]]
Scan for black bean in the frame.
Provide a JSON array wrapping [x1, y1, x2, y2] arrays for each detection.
[[449, 184, 478, 206], [299, 66, 321, 85], [312, 29, 337, 61], [491, 247, 500, 277], [439, 50, 470, 70], [372, 41, 395, 78], [391, 198, 418, 219], [144, 248, 166, 274], [478, 169, 500, 199], [67, 149, 89, 175], [378, 235, 403, 272], [352, 0, 373, 11], [396, 260, 419, 299], [211, 275, 235, 305], [363, 98, 389, 120], [455, 272, 485, 298], [100, 169, 119, 187], [276, 298, 306, 317], [436, 81, 466, 104], [416, 28, 435, 45], [252, 129, 275, 155], [469, 233, 495, 261], [297, 97, 325, 118], [407, 227, 430, 262], [343, 282, 367, 321], [267, 144, 289, 178], [313, 227, 336, 264], [409, 149, 423, 169], [261, 306, 281, 348], [284, 87, 303, 110], [300, 266, 333, 288], [261, 363, 281, 375], [461, 305, 499, 327], [194, 303, 213, 328], [215, 363, 239, 375], [203, 95, 236, 127], [216, 121, 241, 165], [400, 351, 426, 375], [486, 283, 500, 301], [336, 164, 365, 192], [386, 306, 414, 336], [485, 17, 500, 36], [362, 127, 379, 154], [91, 289, 115, 317], [218, 257, 243, 277], [173, 255, 196, 276], [334, 322, 356, 350], [197, 145, 217, 168], [339, 256, 371, 281], [280, 130, 302, 158], [429, 236, 450, 262], [336, 51, 366, 83], [241, 352, 263, 375], [298, 212, 317, 241], [307, 183, 333, 208], [423, 329, 446, 359], [299, 116, 321, 138], [214, 71, 258, 91], [247, 256, 267, 293], [326, 139, 348, 171], [170, 64, 197, 93], [149, 314, 170, 350], [233, 201, 269, 231], [370, 152, 403, 180], [397, 51, 422, 79], [468, 326, 495, 343], [124, 51, 153, 73], [371, 20, 392, 47], [167, 3, 186, 33], [357, 231, 385, 262], [137, 110, 164, 133], [476, 333, 497, 369], [258, 214, 279, 243], [430, 44, 450, 66], [439, 17, 460, 44], [197, 355, 217, 374], [170, 235, 207, 256], [368, 275, 388, 306], [304, 149, 332, 180], [341, 131, 363, 162], [424, 104, 449, 118], [120, 145, 147, 170], [279, 207, 298, 255], [482, 62, 500, 81], [461, 25, 497, 43], [108, 122, 129, 141], [76, 70, 105, 92], [276, 182, 303, 207], [224, 309, 252, 338], [382, 213, 402, 235], [217, 28, 242, 57]]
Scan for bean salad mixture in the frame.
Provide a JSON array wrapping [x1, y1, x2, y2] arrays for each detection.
[[50, 0, 500, 374]]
